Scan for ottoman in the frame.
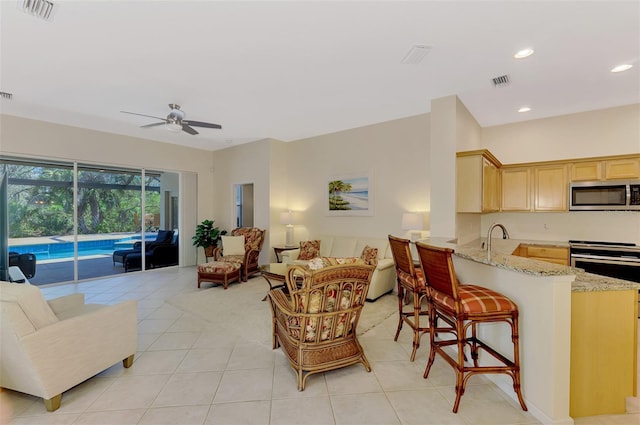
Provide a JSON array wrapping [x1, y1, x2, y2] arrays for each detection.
[[197, 261, 242, 289]]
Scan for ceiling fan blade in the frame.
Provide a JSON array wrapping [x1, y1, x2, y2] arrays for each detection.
[[140, 122, 166, 128], [184, 120, 222, 130], [181, 124, 199, 135], [120, 111, 167, 121]]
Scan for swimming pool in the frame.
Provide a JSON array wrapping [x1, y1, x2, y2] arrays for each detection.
[[8, 233, 159, 261]]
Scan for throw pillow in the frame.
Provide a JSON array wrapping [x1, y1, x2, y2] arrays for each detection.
[[222, 235, 245, 256], [298, 240, 321, 260], [360, 245, 379, 266]]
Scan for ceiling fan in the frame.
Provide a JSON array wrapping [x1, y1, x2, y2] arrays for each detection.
[[120, 104, 222, 135]]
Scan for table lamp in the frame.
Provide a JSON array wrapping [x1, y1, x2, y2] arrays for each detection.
[[279, 211, 298, 247]]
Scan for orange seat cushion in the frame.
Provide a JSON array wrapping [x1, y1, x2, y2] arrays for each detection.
[[432, 284, 517, 314], [397, 268, 426, 290]]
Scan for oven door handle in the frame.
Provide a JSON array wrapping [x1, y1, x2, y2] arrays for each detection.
[[571, 254, 640, 267]]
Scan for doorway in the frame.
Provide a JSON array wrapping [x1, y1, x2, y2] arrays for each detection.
[[234, 183, 254, 228]]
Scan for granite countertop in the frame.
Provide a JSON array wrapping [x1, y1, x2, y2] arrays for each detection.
[[418, 237, 640, 292]]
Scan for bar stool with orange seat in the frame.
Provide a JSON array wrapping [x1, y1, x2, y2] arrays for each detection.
[[387, 235, 429, 361], [415, 242, 527, 413]]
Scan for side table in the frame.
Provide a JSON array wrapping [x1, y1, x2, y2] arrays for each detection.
[[273, 245, 298, 263]]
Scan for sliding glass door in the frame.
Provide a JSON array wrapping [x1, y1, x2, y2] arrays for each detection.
[[3, 160, 74, 284], [1, 156, 179, 285]]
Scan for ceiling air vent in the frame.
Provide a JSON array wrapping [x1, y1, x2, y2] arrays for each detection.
[[492, 74, 510, 87], [401, 45, 432, 65], [0, 92, 13, 100], [19, 0, 56, 22]]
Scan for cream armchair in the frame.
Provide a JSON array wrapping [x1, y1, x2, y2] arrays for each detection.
[[0, 282, 137, 411]]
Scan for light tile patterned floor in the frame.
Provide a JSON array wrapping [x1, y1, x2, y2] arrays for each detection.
[[1, 266, 638, 425]]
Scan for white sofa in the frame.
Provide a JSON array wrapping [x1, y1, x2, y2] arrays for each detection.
[[0, 282, 137, 411], [281, 235, 396, 301]]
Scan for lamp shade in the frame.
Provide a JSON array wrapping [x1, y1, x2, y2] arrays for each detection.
[[401, 212, 424, 230], [279, 211, 294, 225], [279, 211, 302, 225]]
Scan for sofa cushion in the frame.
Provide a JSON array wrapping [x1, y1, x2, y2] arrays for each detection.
[[330, 237, 358, 258], [298, 240, 321, 260], [0, 282, 58, 331], [360, 245, 379, 266], [222, 235, 245, 256]]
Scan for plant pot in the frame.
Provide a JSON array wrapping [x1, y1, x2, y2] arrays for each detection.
[[204, 246, 215, 258]]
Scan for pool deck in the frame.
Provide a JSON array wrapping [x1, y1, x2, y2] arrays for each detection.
[[28, 256, 127, 285]]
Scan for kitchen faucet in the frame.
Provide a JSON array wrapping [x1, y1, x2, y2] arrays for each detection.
[[486, 223, 510, 260]]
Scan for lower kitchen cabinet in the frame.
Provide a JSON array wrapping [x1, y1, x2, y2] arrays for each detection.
[[513, 244, 569, 265], [570, 289, 638, 417]]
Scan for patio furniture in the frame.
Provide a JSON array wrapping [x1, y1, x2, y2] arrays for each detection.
[[212, 227, 266, 281], [8, 252, 36, 279], [113, 230, 177, 271], [197, 261, 242, 289], [0, 281, 137, 411], [267, 263, 375, 390]]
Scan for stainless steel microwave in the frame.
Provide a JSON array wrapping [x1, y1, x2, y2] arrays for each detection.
[[569, 180, 640, 211]]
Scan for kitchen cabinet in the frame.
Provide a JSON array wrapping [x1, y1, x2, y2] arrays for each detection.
[[570, 289, 638, 417], [502, 165, 568, 212], [569, 156, 640, 181], [570, 161, 601, 181], [604, 158, 640, 179], [513, 243, 570, 265], [456, 150, 501, 213], [500, 167, 531, 211], [534, 164, 567, 211]]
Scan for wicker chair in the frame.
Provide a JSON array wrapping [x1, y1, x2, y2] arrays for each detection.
[[213, 227, 266, 281], [414, 242, 527, 413], [388, 235, 429, 361], [267, 263, 375, 390]]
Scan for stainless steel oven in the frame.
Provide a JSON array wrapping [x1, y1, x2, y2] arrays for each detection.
[[569, 240, 640, 283]]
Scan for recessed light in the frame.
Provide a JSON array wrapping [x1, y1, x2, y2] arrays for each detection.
[[611, 64, 633, 73], [518, 107, 531, 113], [514, 48, 534, 59]]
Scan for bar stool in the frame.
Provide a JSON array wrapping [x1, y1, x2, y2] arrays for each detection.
[[415, 242, 527, 413], [388, 235, 429, 361]]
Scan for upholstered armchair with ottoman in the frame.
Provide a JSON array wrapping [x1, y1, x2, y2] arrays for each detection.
[[211, 227, 266, 281], [280, 235, 396, 301], [0, 282, 137, 411]]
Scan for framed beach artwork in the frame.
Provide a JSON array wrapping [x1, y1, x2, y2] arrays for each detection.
[[326, 172, 373, 216]]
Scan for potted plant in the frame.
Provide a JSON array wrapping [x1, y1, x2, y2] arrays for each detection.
[[192, 219, 226, 258]]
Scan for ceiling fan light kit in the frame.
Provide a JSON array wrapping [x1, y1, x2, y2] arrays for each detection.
[[120, 104, 222, 136]]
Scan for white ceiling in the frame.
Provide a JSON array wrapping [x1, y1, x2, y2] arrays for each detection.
[[1, 0, 639, 151]]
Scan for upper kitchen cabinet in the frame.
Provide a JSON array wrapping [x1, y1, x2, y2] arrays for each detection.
[[569, 155, 640, 181], [456, 150, 501, 213], [534, 164, 568, 211], [501, 164, 568, 212], [501, 166, 531, 211], [604, 158, 640, 180], [570, 161, 602, 181]]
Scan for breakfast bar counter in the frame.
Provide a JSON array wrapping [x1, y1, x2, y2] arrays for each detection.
[[419, 237, 639, 425]]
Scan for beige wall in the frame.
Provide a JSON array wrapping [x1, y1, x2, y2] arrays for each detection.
[[482, 103, 640, 164], [284, 114, 431, 244], [0, 114, 216, 265], [210, 138, 274, 264]]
